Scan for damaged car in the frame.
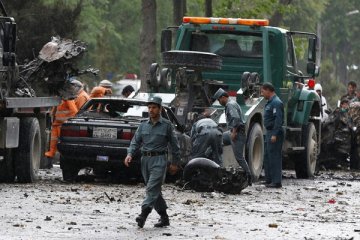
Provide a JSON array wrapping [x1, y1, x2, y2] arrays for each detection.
[[57, 97, 191, 182]]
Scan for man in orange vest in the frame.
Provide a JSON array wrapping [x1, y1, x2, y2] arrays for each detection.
[[72, 79, 90, 109], [45, 99, 78, 168], [90, 79, 113, 98]]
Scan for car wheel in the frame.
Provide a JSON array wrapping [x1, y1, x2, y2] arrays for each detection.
[[246, 123, 264, 181], [161, 50, 222, 71], [60, 156, 79, 182], [14, 117, 41, 183], [294, 122, 318, 178]]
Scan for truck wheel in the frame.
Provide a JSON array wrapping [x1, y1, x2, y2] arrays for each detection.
[[160, 68, 172, 90], [0, 149, 15, 182], [246, 123, 264, 181], [350, 145, 360, 170], [14, 117, 41, 183], [60, 156, 79, 182], [162, 50, 222, 70], [295, 122, 318, 179]]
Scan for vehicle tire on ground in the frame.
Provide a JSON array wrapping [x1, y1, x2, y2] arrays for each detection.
[[14, 117, 41, 183], [162, 50, 222, 71], [246, 123, 264, 181], [0, 149, 15, 182], [294, 122, 318, 179], [183, 158, 220, 192], [60, 156, 79, 182]]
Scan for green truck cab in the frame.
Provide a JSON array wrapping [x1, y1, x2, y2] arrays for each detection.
[[149, 17, 321, 180]]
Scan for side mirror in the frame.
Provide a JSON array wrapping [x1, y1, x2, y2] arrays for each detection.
[[161, 29, 172, 53], [308, 37, 316, 62], [306, 62, 316, 76]]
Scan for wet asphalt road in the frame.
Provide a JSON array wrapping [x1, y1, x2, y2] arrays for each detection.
[[0, 166, 359, 240]]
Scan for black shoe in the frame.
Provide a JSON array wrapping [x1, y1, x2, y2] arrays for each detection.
[[260, 180, 271, 185], [136, 207, 152, 228], [46, 157, 53, 169], [247, 174, 253, 186], [265, 183, 282, 188], [154, 211, 170, 228]]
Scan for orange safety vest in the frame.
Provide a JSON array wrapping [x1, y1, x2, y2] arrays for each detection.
[[75, 90, 90, 109], [53, 100, 78, 126]]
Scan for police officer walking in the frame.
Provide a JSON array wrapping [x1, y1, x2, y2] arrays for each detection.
[[212, 88, 252, 185], [124, 96, 180, 228], [190, 114, 223, 166], [261, 82, 284, 188]]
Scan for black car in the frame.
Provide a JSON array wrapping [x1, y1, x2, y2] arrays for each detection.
[[57, 97, 191, 181]]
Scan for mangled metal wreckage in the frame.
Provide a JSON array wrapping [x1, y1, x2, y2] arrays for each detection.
[[15, 36, 98, 99], [182, 158, 249, 194], [319, 102, 360, 169]]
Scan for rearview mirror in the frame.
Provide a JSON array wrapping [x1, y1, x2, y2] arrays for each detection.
[[306, 62, 316, 76], [161, 29, 172, 53], [308, 38, 316, 62]]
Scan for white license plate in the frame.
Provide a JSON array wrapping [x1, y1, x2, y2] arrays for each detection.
[[93, 127, 117, 139], [96, 155, 109, 162]]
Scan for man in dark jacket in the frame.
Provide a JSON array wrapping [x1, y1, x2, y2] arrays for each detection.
[[261, 82, 284, 188], [212, 88, 252, 185]]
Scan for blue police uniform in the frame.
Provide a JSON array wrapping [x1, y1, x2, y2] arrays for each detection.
[[264, 94, 284, 185], [127, 113, 180, 214], [190, 118, 223, 166], [222, 99, 252, 176]]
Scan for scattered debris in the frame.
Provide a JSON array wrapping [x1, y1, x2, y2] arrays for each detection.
[[268, 223, 278, 228]]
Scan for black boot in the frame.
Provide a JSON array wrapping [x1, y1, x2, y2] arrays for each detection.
[[154, 211, 170, 228], [46, 157, 53, 169], [136, 207, 152, 228], [247, 173, 253, 186]]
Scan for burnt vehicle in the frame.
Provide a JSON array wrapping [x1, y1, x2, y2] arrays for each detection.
[[319, 103, 360, 169], [57, 97, 191, 182]]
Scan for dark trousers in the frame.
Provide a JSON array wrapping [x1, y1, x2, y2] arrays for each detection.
[[223, 130, 251, 175], [141, 155, 167, 213], [264, 130, 284, 184]]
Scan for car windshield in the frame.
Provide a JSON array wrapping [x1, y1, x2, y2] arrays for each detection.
[[78, 100, 149, 119]]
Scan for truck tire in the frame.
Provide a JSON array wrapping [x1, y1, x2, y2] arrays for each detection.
[[160, 68, 172, 90], [0, 149, 15, 182], [14, 117, 41, 183], [162, 50, 222, 70], [294, 122, 318, 179], [350, 145, 360, 170], [246, 123, 264, 181], [60, 156, 79, 182]]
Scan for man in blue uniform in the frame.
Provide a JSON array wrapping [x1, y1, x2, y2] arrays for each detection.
[[124, 96, 180, 228], [212, 88, 252, 185], [190, 114, 223, 166], [261, 82, 284, 188]]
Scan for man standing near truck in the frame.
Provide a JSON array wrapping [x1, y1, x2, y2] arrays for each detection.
[[124, 96, 180, 228], [212, 88, 252, 186], [261, 82, 284, 188]]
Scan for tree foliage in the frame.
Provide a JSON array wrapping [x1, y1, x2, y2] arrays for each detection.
[[5, 0, 81, 63]]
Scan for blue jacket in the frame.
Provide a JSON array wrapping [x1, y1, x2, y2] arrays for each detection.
[[225, 99, 245, 131], [264, 95, 284, 136]]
